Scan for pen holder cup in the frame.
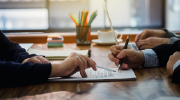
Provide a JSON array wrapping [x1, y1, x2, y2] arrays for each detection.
[[76, 26, 91, 46]]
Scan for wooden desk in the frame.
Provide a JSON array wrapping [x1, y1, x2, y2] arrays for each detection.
[[0, 43, 180, 100]]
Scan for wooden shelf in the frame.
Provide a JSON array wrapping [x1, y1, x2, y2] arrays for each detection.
[[6, 32, 137, 43]]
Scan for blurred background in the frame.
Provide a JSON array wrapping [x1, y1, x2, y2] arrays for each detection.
[[0, 0, 179, 33]]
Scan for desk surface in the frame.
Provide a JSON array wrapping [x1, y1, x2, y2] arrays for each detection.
[[0, 43, 180, 100]]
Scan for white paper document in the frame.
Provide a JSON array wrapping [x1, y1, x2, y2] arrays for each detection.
[[19, 43, 33, 51], [48, 68, 136, 82]]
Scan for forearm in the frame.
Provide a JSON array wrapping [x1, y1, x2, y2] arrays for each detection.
[[0, 61, 51, 87], [50, 63, 60, 77], [5, 43, 37, 62]]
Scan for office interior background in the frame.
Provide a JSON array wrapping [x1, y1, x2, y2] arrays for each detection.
[[0, 0, 180, 33]]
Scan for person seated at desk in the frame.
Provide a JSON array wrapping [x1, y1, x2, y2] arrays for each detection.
[[0, 30, 97, 87], [135, 29, 180, 50], [108, 40, 180, 84]]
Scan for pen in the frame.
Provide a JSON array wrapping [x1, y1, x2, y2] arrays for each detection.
[[95, 65, 116, 72], [118, 36, 130, 70]]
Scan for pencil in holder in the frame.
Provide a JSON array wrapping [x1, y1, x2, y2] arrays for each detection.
[[76, 26, 91, 46]]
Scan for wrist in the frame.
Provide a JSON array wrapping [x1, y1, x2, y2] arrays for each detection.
[[160, 38, 170, 44], [50, 63, 61, 77], [139, 51, 145, 66], [164, 38, 170, 44], [160, 29, 168, 37]]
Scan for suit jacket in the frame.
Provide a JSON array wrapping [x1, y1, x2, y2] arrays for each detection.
[[165, 29, 180, 44], [0, 30, 51, 87], [152, 40, 180, 84]]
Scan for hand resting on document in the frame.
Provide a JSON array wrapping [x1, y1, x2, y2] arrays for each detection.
[[50, 52, 97, 78]]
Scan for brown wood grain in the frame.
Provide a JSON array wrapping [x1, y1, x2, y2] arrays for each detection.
[[0, 43, 180, 100]]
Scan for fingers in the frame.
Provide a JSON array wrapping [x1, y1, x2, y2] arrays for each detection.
[[80, 55, 97, 71], [79, 56, 87, 78], [135, 34, 141, 45], [137, 40, 148, 50], [110, 45, 124, 56], [28, 57, 42, 64], [136, 30, 150, 47], [119, 49, 137, 59], [22, 56, 50, 64], [36, 56, 50, 63], [22, 58, 30, 64], [108, 53, 119, 64], [76, 56, 86, 78]]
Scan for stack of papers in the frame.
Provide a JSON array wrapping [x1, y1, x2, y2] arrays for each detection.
[[27, 48, 90, 60], [47, 35, 64, 47]]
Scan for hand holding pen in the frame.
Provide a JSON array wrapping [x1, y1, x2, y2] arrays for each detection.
[[108, 38, 145, 70]]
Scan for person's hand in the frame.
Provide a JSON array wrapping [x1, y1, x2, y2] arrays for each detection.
[[108, 45, 145, 70], [137, 37, 169, 50], [50, 52, 97, 78], [135, 29, 167, 46], [22, 56, 50, 64], [167, 52, 180, 76]]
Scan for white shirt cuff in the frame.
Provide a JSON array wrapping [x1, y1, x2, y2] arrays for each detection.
[[141, 49, 159, 67], [173, 60, 180, 71]]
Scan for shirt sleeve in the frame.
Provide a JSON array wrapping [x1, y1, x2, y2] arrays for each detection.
[[0, 30, 36, 63], [0, 61, 52, 87], [169, 37, 180, 44], [141, 49, 159, 67], [173, 60, 180, 71]]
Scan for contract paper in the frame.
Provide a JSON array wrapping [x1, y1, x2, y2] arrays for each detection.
[[48, 68, 136, 82]]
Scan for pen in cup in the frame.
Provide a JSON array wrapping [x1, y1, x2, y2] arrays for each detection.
[[118, 36, 130, 70]]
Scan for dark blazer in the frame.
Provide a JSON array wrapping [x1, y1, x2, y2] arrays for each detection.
[[152, 40, 180, 84], [0, 30, 51, 87]]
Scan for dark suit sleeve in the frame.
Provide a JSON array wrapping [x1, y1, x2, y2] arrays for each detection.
[[0, 30, 36, 63], [0, 30, 52, 87], [152, 40, 180, 67], [0, 61, 52, 87], [172, 65, 180, 84], [152, 40, 180, 84]]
